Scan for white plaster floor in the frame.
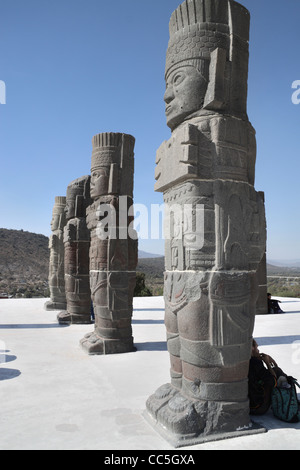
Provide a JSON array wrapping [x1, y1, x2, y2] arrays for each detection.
[[0, 296, 299, 451]]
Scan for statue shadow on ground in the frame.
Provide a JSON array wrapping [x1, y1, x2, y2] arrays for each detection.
[[134, 341, 167, 351], [256, 335, 300, 345], [279, 311, 300, 314], [0, 323, 69, 329], [0, 353, 17, 364], [0, 348, 20, 381], [133, 308, 164, 311], [0, 367, 21, 381], [132, 319, 164, 325]]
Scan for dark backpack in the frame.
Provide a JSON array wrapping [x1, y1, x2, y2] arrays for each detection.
[[271, 376, 300, 423]]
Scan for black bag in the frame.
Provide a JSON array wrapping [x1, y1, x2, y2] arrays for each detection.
[[249, 379, 265, 409], [271, 376, 300, 423]]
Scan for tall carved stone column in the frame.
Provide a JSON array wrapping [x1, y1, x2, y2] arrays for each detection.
[[146, 0, 267, 446], [80, 132, 137, 354], [44, 196, 67, 311], [57, 175, 92, 324]]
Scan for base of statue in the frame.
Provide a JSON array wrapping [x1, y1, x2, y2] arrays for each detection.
[[57, 310, 93, 325], [144, 383, 266, 448], [44, 300, 67, 311], [80, 331, 135, 355]]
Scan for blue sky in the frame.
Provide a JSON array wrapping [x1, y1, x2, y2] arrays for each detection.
[[0, 0, 299, 261]]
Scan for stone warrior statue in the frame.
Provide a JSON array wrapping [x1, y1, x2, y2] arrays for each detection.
[[44, 196, 67, 311], [80, 132, 138, 354], [57, 175, 92, 324], [146, 0, 267, 446]]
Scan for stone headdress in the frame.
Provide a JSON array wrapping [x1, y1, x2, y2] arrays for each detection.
[[51, 196, 66, 230], [66, 175, 91, 218], [165, 0, 250, 116], [66, 175, 90, 200], [91, 132, 135, 196], [52, 196, 66, 214]]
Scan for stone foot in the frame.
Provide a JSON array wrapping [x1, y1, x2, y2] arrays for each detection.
[[146, 384, 265, 447], [80, 331, 135, 355], [146, 383, 178, 417], [57, 310, 71, 324], [57, 311, 92, 325], [146, 385, 206, 442], [44, 300, 66, 311]]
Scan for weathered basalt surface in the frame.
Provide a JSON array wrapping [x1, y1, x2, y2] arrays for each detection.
[[146, 0, 267, 446]]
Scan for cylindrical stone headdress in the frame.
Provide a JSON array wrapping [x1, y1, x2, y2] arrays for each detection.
[[52, 196, 66, 229], [165, 0, 250, 116], [52, 196, 66, 214], [66, 175, 91, 218], [66, 175, 90, 201], [91, 132, 135, 196]]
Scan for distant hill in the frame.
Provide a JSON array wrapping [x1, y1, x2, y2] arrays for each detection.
[[136, 256, 165, 295], [0, 228, 299, 298], [0, 228, 49, 297], [0, 228, 164, 297], [268, 259, 300, 268], [267, 263, 300, 277], [138, 250, 164, 259]]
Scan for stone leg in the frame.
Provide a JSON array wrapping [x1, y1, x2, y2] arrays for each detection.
[[57, 275, 91, 324], [80, 271, 134, 354], [57, 238, 91, 324], [146, 271, 264, 446], [44, 299, 67, 311]]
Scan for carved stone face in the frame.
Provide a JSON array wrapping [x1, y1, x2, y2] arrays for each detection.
[[90, 168, 109, 199], [64, 197, 76, 220], [50, 214, 60, 231], [164, 65, 208, 131]]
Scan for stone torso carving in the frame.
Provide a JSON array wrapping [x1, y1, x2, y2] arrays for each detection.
[[155, 114, 256, 192]]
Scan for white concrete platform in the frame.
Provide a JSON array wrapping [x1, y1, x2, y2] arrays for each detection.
[[0, 296, 299, 450]]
